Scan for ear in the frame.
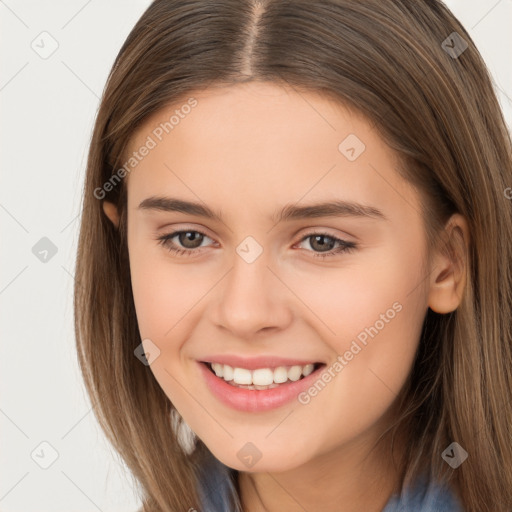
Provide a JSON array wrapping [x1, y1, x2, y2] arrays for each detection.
[[427, 213, 470, 314], [103, 200, 120, 228]]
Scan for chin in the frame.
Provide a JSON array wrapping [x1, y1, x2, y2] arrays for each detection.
[[210, 444, 313, 474]]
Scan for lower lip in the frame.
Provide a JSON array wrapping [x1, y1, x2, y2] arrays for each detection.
[[198, 361, 326, 412]]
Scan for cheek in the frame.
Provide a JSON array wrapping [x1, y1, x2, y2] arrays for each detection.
[[302, 299, 423, 454], [128, 228, 209, 341], [289, 245, 427, 439], [286, 239, 427, 347], [128, 243, 208, 404]]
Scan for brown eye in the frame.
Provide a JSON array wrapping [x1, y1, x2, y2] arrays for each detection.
[[156, 229, 213, 256], [296, 232, 357, 259], [308, 234, 337, 252], [175, 231, 205, 249]]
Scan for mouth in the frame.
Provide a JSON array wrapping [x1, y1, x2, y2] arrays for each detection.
[[201, 361, 326, 390], [198, 360, 328, 412]]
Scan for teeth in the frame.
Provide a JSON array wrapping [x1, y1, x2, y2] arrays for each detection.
[[252, 368, 274, 386], [273, 366, 288, 384], [223, 364, 233, 381], [209, 362, 319, 386], [303, 363, 314, 377], [288, 365, 302, 381], [233, 367, 252, 385], [230, 382, 281, 390], [212, 363, 224, 378]]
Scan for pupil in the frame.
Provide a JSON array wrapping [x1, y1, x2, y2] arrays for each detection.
[[181, 231, 202, 248], [313, 235, 333, 251]]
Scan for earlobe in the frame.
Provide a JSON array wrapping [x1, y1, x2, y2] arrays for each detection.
[[103, 200, 120, 228], [427, 214, 470, 314]]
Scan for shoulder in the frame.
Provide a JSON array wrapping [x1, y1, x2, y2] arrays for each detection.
[[382, 473, 464, 512]]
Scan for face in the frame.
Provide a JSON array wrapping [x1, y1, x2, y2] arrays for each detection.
[[117, 81, 434, 473]]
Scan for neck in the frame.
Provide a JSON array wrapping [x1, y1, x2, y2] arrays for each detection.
[[237, 420, 407, 512]]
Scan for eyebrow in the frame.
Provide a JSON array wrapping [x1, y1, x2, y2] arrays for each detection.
[[137, 196, 387, 223]]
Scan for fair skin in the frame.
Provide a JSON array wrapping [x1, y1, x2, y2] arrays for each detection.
[[103, 81, 468, 511]]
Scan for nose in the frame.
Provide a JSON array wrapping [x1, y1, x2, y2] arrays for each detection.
[[213, 251, 293, 338]]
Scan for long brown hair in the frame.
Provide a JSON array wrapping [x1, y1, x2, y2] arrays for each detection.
[[74, 1, 512, 510]]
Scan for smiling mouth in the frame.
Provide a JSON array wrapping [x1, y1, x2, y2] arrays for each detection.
[[202, 361, 325, 390]]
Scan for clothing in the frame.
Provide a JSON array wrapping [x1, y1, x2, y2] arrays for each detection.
[[382, 471, 464, 512], [196, 452, 465, 511]]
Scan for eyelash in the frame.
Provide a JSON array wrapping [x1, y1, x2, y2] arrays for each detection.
[[156, 229, 357, 259]]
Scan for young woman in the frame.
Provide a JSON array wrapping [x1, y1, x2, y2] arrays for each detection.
[[74, 1, 512, 511]]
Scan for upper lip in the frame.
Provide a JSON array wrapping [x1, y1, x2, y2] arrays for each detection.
[[200, 354, 325, 370]]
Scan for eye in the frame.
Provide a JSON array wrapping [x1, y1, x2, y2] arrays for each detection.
[[295, 232, 357, 259], [156, 229, 357, 259], [156, 229, 214, 257]]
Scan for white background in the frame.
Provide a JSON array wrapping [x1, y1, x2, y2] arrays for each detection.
[[1, 1, 511, 510]]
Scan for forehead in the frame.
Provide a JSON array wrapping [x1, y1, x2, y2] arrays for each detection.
[[123, 81, 420, 224]]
